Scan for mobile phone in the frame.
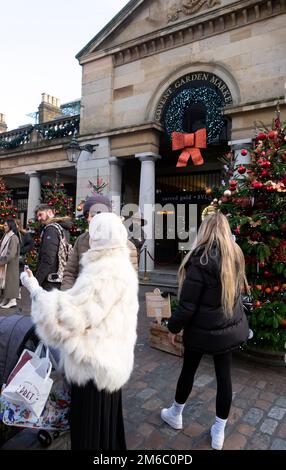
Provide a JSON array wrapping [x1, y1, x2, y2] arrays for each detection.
[[24, 264, 29, 270]]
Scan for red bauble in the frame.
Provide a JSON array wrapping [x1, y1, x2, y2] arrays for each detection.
[[229, 180, 237, 186], [268, 130, 278, 139], [257, 132, 267, 140], [252, 181, 263, 189], [261, 170, 269, 178], [238, 166, 246, 174], [241, 149, 248, 156], [261, 161, 271, 168], [264, 271, 271, 278]]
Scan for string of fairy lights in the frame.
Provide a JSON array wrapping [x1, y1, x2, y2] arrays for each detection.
[[164, 86, 225, 143]]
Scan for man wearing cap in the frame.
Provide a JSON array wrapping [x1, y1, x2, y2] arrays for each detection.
[[61, 195, 138, 290]]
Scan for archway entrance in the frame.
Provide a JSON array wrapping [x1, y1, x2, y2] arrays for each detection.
[[154, 71, 232, 265]]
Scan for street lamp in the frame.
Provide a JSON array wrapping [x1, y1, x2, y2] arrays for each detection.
[[65, 135, 98, 164]]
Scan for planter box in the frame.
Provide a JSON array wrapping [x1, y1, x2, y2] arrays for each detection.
[[237, 347, 286, 367], [150, 323, 183, 357]]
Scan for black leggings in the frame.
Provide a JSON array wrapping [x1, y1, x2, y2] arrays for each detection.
[[175, 350, 232, 420]]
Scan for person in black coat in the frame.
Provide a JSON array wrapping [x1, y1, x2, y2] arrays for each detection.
[[161, 211, 250, 450], [15, 219, 34, 266], [34, 204, 73, 291]]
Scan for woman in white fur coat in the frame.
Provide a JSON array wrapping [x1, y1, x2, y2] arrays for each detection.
[[21, 212, 139, 450]]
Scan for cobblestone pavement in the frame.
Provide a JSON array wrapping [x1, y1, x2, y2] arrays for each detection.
[[1, 285, 286, 450], [123, 286, 286, 451]]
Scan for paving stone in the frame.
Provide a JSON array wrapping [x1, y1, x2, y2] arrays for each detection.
[[196, 410, 215, 427], [143, 430, 167, 450], [268, 406, 286, 420], [183, 422, 205, 438], [224, 432, 247, 450], [228, 406, 244, 425], [256, 380, 267, 390], [232, 383, 244, 393], [126, 433, 144, 450], [131, 381, 148, 390], [137, 422, 155, 438], [233, 398, 252, 409], [170, 433, 192, 450], [141, 398, 163, 411], [240, 387, 260, 400], [199, 388, 216, 401], [255, 399, 272, 411], [136, 388, 157, 401], [260, 391, 277, 402], [276, 397, 286, 408], [236, 423, 256, 437], [194, 374, 214, 387], [277, 422, 286, 439], [246, 432, 271, 450], [270, 438, 286, 450], [243, 408, 264, 425], [260, 418, 279, 435]]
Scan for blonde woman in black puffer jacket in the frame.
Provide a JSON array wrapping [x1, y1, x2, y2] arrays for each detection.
[[161, 212, 250, 451]]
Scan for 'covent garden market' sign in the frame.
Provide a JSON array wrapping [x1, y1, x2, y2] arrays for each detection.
[[155, 72, 233, 143]]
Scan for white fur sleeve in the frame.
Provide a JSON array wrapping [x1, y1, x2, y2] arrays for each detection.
[[30, 274, 123, 350]]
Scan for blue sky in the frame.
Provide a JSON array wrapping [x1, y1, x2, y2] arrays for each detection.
[[0, 0, 129, 130]]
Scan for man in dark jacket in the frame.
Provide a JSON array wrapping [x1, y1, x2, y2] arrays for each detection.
[[34, 204, 73, 291]]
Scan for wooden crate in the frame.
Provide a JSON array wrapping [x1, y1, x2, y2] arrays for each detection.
[[149, 323, 183, 357]]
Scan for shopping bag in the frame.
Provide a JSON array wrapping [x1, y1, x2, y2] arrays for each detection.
[[1, 371, 70, 431], [145, 288, 171, 323], [1, 343, 53, 418]]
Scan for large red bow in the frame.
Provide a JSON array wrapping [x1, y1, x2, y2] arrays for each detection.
[[172, 129, 207, 168]]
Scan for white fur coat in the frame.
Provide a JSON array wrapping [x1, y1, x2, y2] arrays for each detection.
[[31, 247, 139, 392]]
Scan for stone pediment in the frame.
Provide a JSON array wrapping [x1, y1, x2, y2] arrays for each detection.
[[77, 0, 225, 61]]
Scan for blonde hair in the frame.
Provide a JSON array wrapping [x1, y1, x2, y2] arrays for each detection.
[[178, 212, 248, 318], [15, 218, 27, 235]]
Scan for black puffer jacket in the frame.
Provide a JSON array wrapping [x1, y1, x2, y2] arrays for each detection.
[[35, 217, 73, 291], [168, 249, 249, 354]]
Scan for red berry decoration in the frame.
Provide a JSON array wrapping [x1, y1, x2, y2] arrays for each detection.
[[268, 130, 278, 139], [237, 166, 246, 174], [257, 132, 267, 140]]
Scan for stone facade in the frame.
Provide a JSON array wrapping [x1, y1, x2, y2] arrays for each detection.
[[75, 0, 286, 270]]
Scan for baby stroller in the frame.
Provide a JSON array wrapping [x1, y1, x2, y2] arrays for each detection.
[[0, 314, 66, 448]]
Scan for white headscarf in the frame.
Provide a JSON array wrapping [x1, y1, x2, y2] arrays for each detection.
[[89, 212, 128, 251]]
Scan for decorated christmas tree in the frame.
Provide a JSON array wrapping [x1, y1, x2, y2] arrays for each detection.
[[214, 107, 286, 351], [0, 177, 18, 228], [74, 171, 108, 234]]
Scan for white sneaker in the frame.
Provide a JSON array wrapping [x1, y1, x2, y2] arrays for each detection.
[[161, 407, 183, 430], [211, 425, 225, 450], [1, 299, 17, 309]]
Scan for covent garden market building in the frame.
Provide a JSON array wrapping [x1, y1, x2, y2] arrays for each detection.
[[0, 0, 285, 272]]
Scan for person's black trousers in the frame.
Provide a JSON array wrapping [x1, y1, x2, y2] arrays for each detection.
[[70, 380, 126, 450]]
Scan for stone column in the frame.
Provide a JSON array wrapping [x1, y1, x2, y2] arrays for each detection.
[[26, 171, 41, 221], [135, 152, 161, 272], [109, 157, 124, 215]]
